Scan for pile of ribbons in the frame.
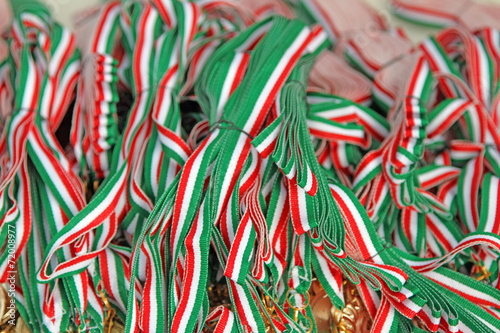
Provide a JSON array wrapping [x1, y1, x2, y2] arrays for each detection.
[[2, 0, 500, 332]]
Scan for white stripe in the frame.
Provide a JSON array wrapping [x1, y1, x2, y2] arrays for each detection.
[[296, 185, 309, 232], [335, 142, 349, 168], [331, 185, 379, 261], [150, 140, 163, 196], [173, 132, 218, 256], [95, 6, 120, 53], [243, 27, 310, 133], [357, 110, 388, 137], [303, 164, 314, 193], [304, 0, 337, 42], [21, 58, 37, 109], [380, 304, 395, 332], [217, 53, 244, 119], [234, 283, 258, 332], [314, 106, 356, 120], [38, 163, 127, 281], [372, 83, 394, 109], [305, 29, 327, 53], [222, 311, 235, 333], [307, 119, 365, 140], [255, 121, 281, 154], [418, 166, 458, 187], [49, 29, 72, 75], [450, 150, 479, 161], [476, 39, 491, 107], [28, 132, 79, 214], [121, 97, 149, 162], [425, 270, 500, 308], [145, 242, 159, 332], [313, 249, 343, 301], [54, 61, 79, 115], [140, 11, 158, 87], [176, 206, 207, 332], [181, 3, 194, 65], [353, 154, 382, 188], [462, 159, 477, 231], [241, 148, 259, 186], [411, 59, 430, 99], [228, 217, 253, 281], [155, 66, 177, 125], [214, 133, 247, 223], [427, 99, 469, 136], [485, 176, 500, 232], [427, 214, 459, 248]]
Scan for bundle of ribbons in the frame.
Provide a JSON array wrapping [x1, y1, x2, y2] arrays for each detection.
[[2, 0, 500, 332]]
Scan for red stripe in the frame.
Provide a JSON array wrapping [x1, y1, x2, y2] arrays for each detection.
[[154, 64, 179, 120], [140, 245, 154, 331], [249, 28, 317, 137], [156, 125, 191, 156], [330, 186, 372, 260], [224, 212, 251, 278], [32, 128, 85, 209], [394, 1, 457, 21], [215, 138, 252, 225], [426, 216, 453, 251], [171, 134, 212, 253], [230, 53, 250, 94], [420, 169, 460, 189], [309, 127, 366, 146], [289, 179, 306, 235], [372, 297, 391, 332], [171, 211, 204, 332]]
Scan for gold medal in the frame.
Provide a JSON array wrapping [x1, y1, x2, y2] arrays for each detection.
[[310, 279, 372, 333]]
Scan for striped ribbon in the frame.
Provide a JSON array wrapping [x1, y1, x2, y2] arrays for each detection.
[[4, 1, 500, 333]]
